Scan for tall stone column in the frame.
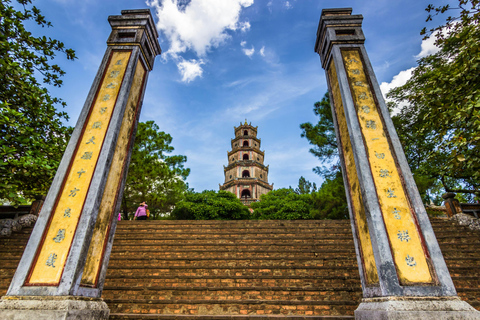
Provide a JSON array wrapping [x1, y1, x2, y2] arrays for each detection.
[[314, 8, 479, 319], [0, 9, 161, 319]]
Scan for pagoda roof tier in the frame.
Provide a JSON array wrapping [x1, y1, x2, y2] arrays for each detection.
[[220, 178, 273, 191], [231, 135, 261, 144], [228, 147, 264, 157], [234, 120, 258, 134], [223, 160, 269, 172]]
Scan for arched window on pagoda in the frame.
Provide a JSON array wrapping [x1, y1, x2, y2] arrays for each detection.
[[243, 154, 249, 160], [241, 189, 251, 198], [244, 130, 248, 136], [243, 141, 249, 147], [242, 170, 250, 178]]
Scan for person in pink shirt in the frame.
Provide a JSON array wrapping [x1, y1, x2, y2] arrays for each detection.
[[134, 202, 148, 220]]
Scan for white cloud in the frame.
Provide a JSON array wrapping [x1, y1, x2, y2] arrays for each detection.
[[177, 59, 204, 83], [239, 21, 251, 32], [415, 31, 440, 59], [285, 1, 292, 9], [240, 40, 247, 47], [380, 67, 414, 115], [379, 30, 442, 115], [242, 46, 255, 57], [259, 46, 265, 57], [148, 0, 253, 57], [147, 0, 253, 82], [380, 67, 414, 99]]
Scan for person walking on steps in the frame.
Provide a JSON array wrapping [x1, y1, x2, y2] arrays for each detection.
[[134, 201, 148, 220]]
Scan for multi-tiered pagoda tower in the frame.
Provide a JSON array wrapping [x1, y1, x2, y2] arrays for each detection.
[[220, 121, 273, 205]]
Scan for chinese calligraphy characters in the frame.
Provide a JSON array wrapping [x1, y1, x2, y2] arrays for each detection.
[[46, 253, 57, 268]]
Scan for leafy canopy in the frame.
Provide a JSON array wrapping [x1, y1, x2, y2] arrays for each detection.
[[251, 176, 348, 220], [122, 121, 190, 219], [300, 95, 348, 219], [295, 176, 317, 195], [251, 188, 313, 220], [309, 171, 348, 220], [0, 0, 76, 203], [388, 0, 480, 200], [300, 93, 339, 179], [172, 190, 250, 220]]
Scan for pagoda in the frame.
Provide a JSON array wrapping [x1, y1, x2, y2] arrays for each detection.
[[220, 120, 273, 205]]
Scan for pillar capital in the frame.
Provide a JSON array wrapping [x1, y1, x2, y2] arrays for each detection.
[[107, 9, 161, 70], [315, 8, 364, 69]]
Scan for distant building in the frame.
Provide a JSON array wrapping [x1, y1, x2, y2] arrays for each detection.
[[219, 120, 273, 206]]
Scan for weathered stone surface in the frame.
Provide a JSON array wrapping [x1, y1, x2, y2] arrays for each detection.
[[16, 214, 37, 227], [0, 215, 37, 237], [0, 227, 12, 237], [451, 213, 480, 231], [0, 296, 109, 320], [355, 296, 480, 320]]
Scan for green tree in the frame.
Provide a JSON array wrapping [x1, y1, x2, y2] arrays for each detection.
[[390, 108, 446, 204], [122, 121, 190, 219], [0, 0, 76, 203], [172, 190, 250, 220], [310, 171, 348, 220], [300, 93, 339, 178], [295, 176, 317, 194], [251, 188, 314, 220], [388, 0, 480, 200], [300, 94, 348, 219]]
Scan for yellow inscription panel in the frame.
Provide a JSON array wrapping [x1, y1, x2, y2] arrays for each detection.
[[28, 51, 132, 285], [341, 49, 434, 285], [328, 59, 379, 285], [81, 60, 146, 286]]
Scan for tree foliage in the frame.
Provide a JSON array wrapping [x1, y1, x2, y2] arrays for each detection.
[[295, 176, 317, 194], [310, 171, 348, 220], [251, 175, 348, 220], [122, 121, 190, 219], [171, 190, 250, 220], [299, 94, 348, 219], [251, 188, 313, 220], [388, 0, 480, 199], [300, 93, 339, 178], [0, 0, 76, 203]]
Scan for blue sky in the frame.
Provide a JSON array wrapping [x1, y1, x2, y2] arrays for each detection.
[[25, 0, 449, 192]]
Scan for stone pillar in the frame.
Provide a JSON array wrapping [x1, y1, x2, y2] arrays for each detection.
[[0, 9, 161, 319], [314, 8, 479, 319], [442, 193, 461, 218]]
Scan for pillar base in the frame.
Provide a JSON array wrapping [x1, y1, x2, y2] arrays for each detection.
[[0, 295, 109, 320], [355, 296, 480, 320]]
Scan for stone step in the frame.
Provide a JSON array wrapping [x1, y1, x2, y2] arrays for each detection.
[[108, 240, 356, 247], [109, 250, 357, 259], [112, 235, 355, 242], [105, 298, 358, 316], [105, 266, 359, 278], [109, 315, 354, 320], [103, 258, 357, 268], [109, 245, 356, 252], [103, 276, 361, 290], [117, 220, 351, 226], [102, 286, 362, 302]]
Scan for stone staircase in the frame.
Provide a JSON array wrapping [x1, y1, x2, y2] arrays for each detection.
[[0, 218, 479, 319]]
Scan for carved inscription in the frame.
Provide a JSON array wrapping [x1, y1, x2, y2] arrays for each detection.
[[342, 48, 434, 285], [27, 50, 132, 285]]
